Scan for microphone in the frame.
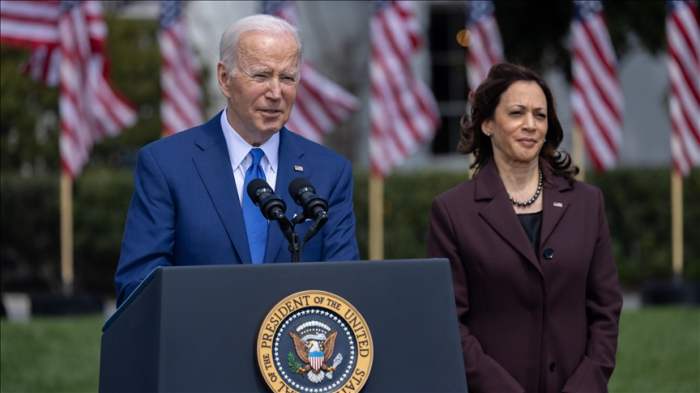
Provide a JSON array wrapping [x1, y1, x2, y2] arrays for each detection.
[[246, 178, 287, 221], [288, 178, 328, 221], [288, 178, 329, 243]]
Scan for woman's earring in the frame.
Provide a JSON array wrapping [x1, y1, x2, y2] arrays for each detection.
[[486, 133, 491, 137]]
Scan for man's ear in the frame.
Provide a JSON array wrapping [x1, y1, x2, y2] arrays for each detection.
[[217, 61, 231, 98]]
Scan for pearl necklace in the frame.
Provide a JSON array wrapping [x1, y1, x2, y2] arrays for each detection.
[[509, 168, 542, 207]]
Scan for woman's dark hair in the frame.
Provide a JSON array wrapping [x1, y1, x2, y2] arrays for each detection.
[[458, 63, 578, 182]]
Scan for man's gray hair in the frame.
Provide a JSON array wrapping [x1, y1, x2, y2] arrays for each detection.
[[219, 14, 303, 75]]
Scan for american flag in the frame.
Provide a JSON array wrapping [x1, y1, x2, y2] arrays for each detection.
[[1, 1, 62, 85], [571, 0, 624, 172], [0, 0, 137, 178], [159, 1, 203, 137], [369, 1, 440, 176], [465, 0, 504, 93], [667, 0, 700, 177], [261, 1, 359, 143]]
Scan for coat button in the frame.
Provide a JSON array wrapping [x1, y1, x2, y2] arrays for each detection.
[[543, 248, 554, 259], [549, 362, 556, 372]]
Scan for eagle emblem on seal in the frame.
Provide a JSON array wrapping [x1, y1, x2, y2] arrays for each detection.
[[288, 319, 344, 383]]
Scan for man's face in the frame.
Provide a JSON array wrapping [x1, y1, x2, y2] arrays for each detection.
[[218, 31, 300, 146]]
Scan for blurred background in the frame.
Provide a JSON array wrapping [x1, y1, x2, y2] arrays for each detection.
[[1, 1, 698, 392]]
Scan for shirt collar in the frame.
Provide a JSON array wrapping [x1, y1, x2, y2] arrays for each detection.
[[220, 107, 280, 172]]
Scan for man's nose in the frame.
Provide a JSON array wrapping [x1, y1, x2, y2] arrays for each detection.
[[266, 78, 282, 100]]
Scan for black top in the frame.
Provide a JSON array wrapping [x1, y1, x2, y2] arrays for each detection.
[[517, 211, 542, 255]]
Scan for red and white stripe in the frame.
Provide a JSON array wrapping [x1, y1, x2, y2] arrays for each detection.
[[465, 1, 504, 92], [0, 0, 61, 48], [269, 2, 359, 143], [309, 353, 323, 371], [22, 44, 61, 86], [369, 1, 440, 177], [571, 2, 624, 172], [59, 1, 136, 177], [1, 0, 137, 178], [668, 1, 700, 177], [159, 2, 203, 136], [1, 0, 61, 85]]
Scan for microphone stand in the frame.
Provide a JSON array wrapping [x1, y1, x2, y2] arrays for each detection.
[[285, 212, 327, 262], [272, 214, 302, 263]]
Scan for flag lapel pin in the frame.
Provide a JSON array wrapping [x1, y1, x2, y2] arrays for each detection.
[[294, 165, 303, 172], [553, 202, 563, 208]]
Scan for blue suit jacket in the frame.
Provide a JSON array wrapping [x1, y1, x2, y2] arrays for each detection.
[[115, 113, 360, 306]]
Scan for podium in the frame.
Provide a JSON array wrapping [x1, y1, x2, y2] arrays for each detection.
[[99, 259, 467, 392]]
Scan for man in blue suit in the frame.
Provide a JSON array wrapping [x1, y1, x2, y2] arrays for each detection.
[[115, 14, 359, 307]]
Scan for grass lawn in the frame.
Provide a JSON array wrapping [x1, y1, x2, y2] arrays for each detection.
[[1, 308, 698, 392], [1, 316, 103, 393], [610, 307, 700, 393]]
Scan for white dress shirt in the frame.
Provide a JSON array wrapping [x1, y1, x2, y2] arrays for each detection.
[[220, 107, 280, 206]]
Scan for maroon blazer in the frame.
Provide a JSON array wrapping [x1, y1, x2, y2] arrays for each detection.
[[427, 159, 622, 393]]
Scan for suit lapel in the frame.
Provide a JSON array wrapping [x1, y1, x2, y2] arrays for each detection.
[[192, 113, 252, 264], [540, 165, 573, 249], [476, 160, 542, 275], [264, 128, 310, 263]]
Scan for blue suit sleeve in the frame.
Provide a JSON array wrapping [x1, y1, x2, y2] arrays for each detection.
[[115, 147, 176, 306], [320, 159, 360, 261]]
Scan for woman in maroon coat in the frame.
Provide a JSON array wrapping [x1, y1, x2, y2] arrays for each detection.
[[427, 63, 622, 393]]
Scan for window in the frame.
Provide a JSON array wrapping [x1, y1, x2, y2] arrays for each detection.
[[429, 3, 468, 155]]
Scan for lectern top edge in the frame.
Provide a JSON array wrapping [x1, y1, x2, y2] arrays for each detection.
[[101, 258, 451, 333], [102, 268, 158, 332]]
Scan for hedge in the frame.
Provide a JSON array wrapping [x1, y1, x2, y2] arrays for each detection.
[[1, 168, 698, 296]]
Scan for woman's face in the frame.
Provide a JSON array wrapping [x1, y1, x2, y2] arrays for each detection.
[[482, 81, 548, 166]]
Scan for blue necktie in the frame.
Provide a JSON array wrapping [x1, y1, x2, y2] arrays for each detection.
[[242, 148, 267, 264]]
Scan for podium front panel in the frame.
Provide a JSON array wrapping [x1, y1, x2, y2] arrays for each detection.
[[100, 259, 467, 392]]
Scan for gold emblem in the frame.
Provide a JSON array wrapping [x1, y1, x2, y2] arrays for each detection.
[[257, 290, 373, 392]]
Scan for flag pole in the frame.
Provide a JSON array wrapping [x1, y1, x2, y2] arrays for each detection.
[[60, 169, 74, 296], [572, 125, 586, 181], [671, 170, 683, 285], [368, 172, 384, 260]]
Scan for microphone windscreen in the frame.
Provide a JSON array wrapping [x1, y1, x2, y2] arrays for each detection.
[[288, 177, 314, 199], [247, 178, 271, 201]]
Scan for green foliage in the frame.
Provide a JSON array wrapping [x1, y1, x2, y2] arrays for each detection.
[[288, 351, 303, 374], [0, 47, 60, 174], [0, 173, 61, 292], [0, 316, 103, 393], [353, 168, 700, 287], [609, 307, 700, 392], [73, 168, 135, 293], [587, 169, 700, 286], [0, 169, 134, 295], [353, 170, 470, 261], [1, 168, 698, 295]]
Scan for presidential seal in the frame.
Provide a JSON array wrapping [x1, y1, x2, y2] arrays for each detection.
[[257, 290, 373, 393]]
